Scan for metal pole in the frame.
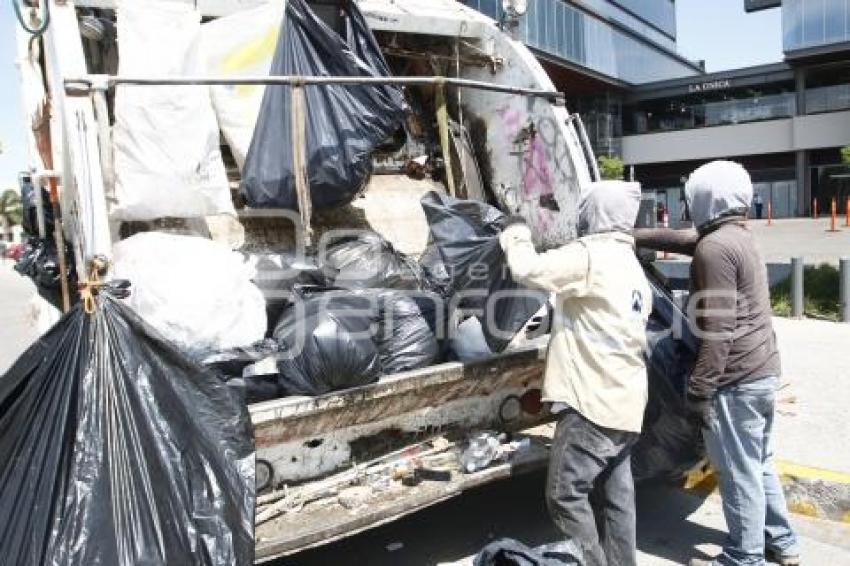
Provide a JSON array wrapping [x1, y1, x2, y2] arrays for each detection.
[[841, 257, 850, 323], [791, 257, 804, 319], [64, 74, 566, 103]]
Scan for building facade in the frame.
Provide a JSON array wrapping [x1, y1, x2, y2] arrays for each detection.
[[462, 0, 704, 156], [622, 0, 850, 223], [464, 0, 850, 223]]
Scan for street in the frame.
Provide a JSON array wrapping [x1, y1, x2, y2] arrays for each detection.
[[271, 471, 850, 565]]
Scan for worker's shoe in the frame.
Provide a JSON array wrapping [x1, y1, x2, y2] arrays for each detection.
[[689, 551, 801, 566], [766, 547, 801, 566]]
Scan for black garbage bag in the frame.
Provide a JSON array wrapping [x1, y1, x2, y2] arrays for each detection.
[[20, 178, 53, 237], [321, 231, 429, 290], [203, 337, 280, 377], [271, 287, 439, 396], [420, 191, 548, 352], [240, 0, 406, 210], [0, 293, 256, 566], [15, 236, 79, 309], [378, 289, 441, 373], [632, 277, 702, 482], [245, 252, 327, 334], [475, 538, 581, 566]]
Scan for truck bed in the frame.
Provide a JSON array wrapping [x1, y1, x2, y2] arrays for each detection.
[[249, 344, 551, 560]]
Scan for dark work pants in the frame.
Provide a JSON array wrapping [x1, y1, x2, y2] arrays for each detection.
[[546, 408, 640, 566]]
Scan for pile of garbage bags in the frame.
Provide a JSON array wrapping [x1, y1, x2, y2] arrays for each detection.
[[0, 291, 255, 566], [196, 194, 547, 401]]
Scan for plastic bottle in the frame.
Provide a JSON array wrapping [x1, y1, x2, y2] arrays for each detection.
[[460, 431, 503, 473]]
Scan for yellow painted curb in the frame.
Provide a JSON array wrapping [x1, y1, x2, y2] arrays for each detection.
[[775, 461, 850, 485]]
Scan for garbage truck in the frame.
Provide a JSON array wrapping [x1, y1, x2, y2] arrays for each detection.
[[10, 0, 698, 561]]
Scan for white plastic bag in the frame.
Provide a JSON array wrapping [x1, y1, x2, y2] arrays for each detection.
[[199, 2, 283, 170], [112, 1, 234, 221], [450, 317, 494, 362], [112, 233, 267, 354]]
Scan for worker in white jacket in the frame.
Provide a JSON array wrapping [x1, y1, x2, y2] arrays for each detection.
[[500, 181, 651, 566]]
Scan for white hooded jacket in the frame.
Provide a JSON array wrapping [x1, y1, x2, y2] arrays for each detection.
[[500, 181, 652, 433]]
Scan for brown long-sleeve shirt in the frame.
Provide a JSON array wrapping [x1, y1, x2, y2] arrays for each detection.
[[635, 223, 781, 399]]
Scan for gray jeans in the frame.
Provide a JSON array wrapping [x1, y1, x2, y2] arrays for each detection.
[[704, 376, 800, 566], [546, 408, 640, 566]]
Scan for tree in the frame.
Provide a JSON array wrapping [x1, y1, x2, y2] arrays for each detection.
[[0, 189, 23, 241], [598, 155, 625, 181], [842, 145, 850, 165]]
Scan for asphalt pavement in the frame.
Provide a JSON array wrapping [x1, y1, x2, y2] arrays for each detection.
[[270, 471, 850, 566]]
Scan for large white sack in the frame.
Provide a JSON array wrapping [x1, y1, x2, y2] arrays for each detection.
[[112, 233, 267, 353], [112, 1, 234, 221], [199, 2, 283, 170]]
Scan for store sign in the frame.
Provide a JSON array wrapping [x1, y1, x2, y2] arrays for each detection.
[[745, 0, 781, 13], [688, 79, 731, 93]]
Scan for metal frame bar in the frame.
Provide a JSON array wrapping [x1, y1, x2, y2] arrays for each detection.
[[63, 74, 566, 104]]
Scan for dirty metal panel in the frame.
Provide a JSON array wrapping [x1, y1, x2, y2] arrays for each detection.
[[249, 346, 547, 484], [358, 0, 491, 38], [459, 23, 592, 249]]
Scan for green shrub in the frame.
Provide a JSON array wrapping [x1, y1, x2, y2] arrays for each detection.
[[598, 155, 625, 181], [771, 264, 841, 320]]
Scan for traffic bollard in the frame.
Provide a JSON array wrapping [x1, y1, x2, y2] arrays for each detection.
[[791, 257, 804, 319], [813, 198, 819, 219], [830, 197, 840, 232], [768, 200, 773, 226], [841, 258, 850, 324]]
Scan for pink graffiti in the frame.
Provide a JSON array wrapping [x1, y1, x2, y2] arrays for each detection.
[[498, 107, 523, 138], [522, 135, 554, 199], [535, 208, 554, 231]]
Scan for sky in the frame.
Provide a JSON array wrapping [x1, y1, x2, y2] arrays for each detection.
[[0, 0, 785, 191]]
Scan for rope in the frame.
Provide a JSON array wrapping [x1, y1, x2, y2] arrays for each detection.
[[80, 265, 103, 315], [11, 0, 50, 37], [79, 257, 112, 314]]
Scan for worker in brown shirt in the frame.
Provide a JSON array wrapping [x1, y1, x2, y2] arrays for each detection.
[[635, 161, 799, 566]]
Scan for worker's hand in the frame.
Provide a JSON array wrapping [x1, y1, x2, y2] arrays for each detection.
[[686, 395, 713, 430]]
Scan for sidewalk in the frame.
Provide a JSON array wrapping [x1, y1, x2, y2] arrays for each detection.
[[0, 264, 42, 374]]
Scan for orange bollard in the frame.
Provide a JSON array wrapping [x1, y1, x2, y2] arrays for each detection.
[[813, 198, 819, 219], [767, 200, 773, 226]]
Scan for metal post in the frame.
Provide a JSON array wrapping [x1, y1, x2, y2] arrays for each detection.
[[841, 257, 850, 323], [791, 257, 804, 319]]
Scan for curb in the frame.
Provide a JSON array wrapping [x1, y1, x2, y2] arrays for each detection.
[[682, 459, 850, 524], [776, 461, 850, 524]]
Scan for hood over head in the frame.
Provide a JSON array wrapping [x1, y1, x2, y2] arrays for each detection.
[[578, 180, 642, 236], [685, 160, 752, 230]]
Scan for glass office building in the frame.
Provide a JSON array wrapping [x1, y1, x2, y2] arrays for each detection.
[[462, 0, 701, 84], [783, 0, 850, 53]]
